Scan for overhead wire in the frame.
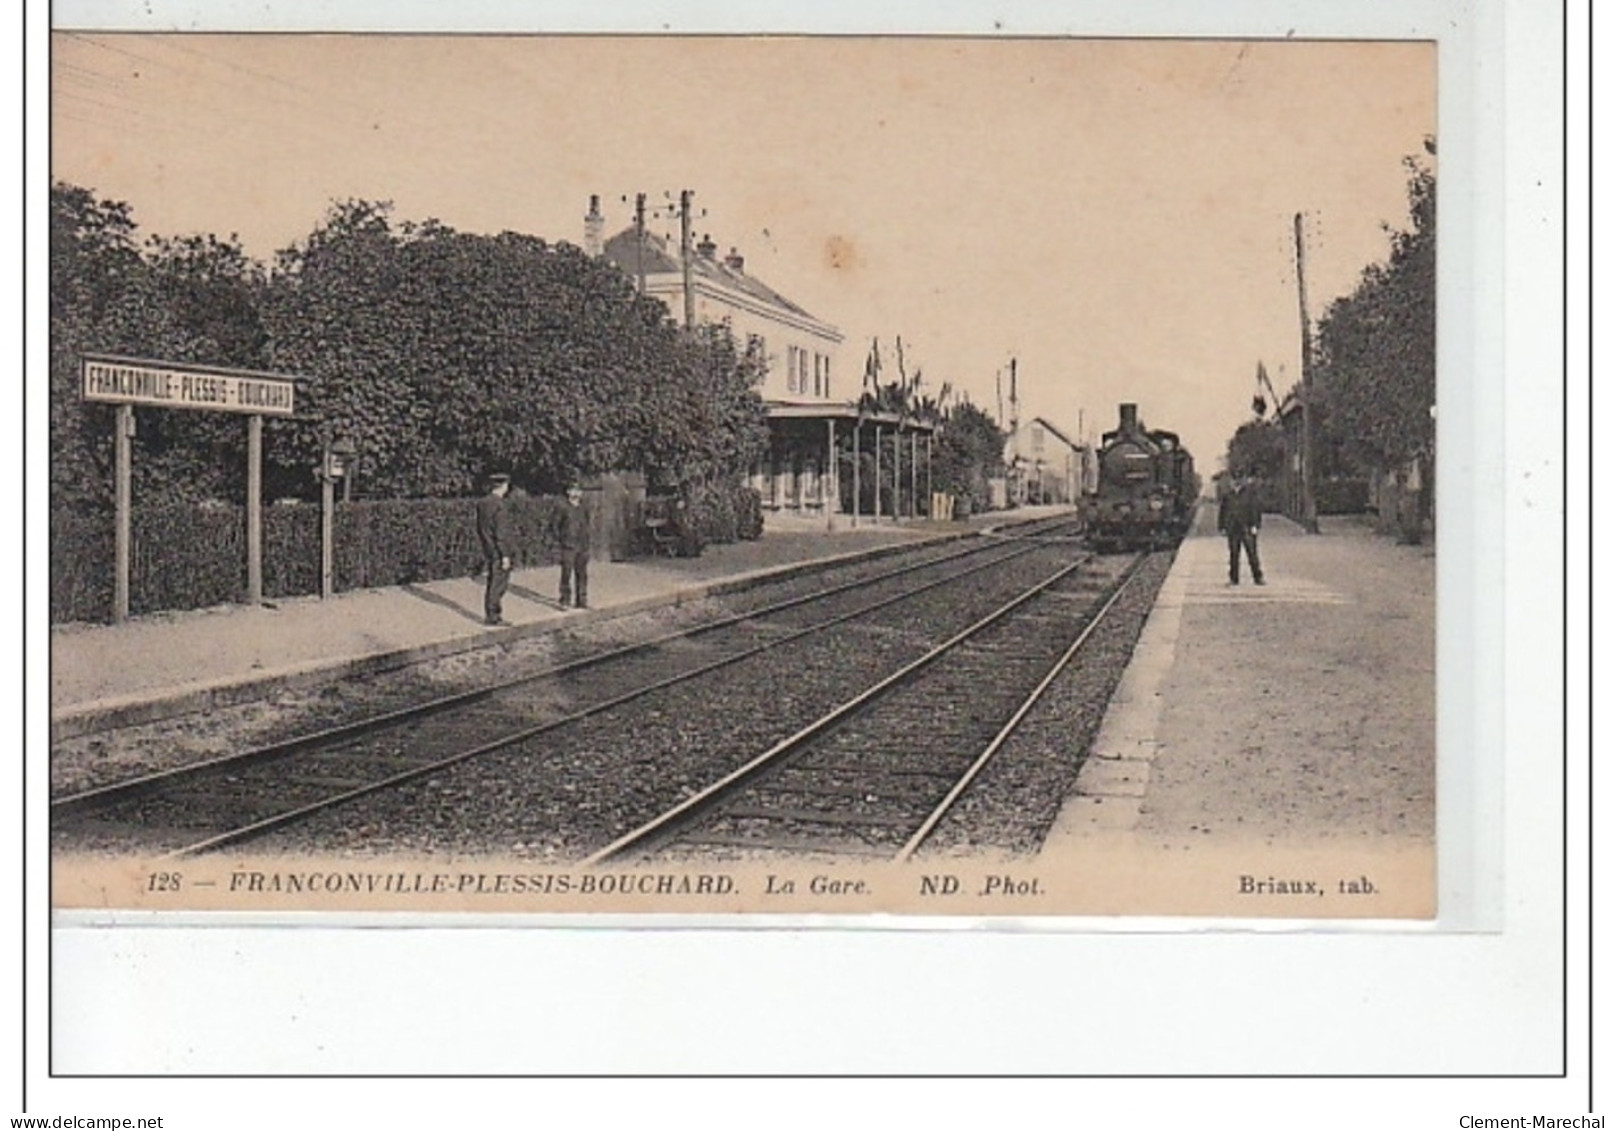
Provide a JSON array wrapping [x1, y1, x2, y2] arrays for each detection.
[[53, 32, 609, 247]]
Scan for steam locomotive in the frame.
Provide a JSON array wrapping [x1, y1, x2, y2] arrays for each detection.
[[1083, 402, 1200, 552]]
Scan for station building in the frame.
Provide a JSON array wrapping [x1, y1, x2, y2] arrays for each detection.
[[585, 197, 932, 525], [1003, 415, 1091, 506]]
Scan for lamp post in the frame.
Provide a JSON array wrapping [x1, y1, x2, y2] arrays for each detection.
[[320, 435, 356, 600]]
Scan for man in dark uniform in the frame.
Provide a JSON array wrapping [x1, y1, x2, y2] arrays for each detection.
[[557, 483, 591, 610], [476, 472, 514, 626], [1217, 472, 1265, 586]]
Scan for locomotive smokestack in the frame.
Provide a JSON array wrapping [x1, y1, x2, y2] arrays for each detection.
[[1120, 403, 1139, 433]]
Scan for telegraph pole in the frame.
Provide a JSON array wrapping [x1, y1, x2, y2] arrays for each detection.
[[1077, 407, 1085, 501], [633, 192, 647, 295], [679, 189, 695, 329], [1293, 212, 1320, 534], [1008, 357, 1020, 504]]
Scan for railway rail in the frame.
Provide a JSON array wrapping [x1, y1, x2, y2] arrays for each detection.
[[581, 552, 1149, 864], [53, 516, 1090, 858]]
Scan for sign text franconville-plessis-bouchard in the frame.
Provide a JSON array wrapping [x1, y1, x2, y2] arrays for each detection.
[[82, 357, 296, 417]]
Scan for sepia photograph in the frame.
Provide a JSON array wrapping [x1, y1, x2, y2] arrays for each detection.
[[44, 31, 1443, 919], [23, 0, 1584, 1109]]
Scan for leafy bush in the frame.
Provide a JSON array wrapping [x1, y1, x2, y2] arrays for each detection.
[[50, 494, 585, 623], [50, 504, 114, 624], [682, 482, 764, 547], [264, 504, 320, 598], [54, 503, 253, 623], [130, 504, 246, 614], [50, 487, 776, 623], [733, 487, 764, 541], [1315, 477, 1371, 515], [333, 496, 570, 587]]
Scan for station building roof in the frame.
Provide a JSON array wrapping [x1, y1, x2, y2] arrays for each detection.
[[601, 229, 818, 323]]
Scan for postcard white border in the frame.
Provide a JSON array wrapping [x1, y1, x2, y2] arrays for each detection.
[[21, 0, 1584, 1117]]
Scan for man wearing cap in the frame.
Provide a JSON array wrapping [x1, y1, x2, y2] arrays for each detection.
[[1217, 472, 1265, 586], [476, 472, 514, 625], [557, 484, 591, 610]]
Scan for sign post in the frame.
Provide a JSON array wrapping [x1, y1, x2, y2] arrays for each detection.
[[246, 414, 264, 606], [113, 405, 133, 623], [82, 355, 298, 623]]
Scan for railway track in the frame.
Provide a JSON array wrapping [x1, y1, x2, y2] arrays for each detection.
[[53, 517, 1088, 857], [580, 552, 1149, 865]]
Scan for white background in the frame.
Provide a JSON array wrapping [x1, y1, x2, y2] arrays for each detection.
[[14, 0, 1588, 1125]]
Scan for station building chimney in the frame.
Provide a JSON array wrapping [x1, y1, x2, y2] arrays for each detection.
[[584, 195, 604, 258]]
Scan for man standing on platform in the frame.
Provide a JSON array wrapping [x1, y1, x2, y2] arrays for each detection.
[[558, 483, 591, 610], [1218, 472, 1265, 586], [476, 472, 514, 626]]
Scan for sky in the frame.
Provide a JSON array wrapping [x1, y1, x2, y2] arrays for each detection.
[[51, 32, 1435, 467]]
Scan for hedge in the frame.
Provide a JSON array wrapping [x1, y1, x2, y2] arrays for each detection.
[[50, 486, 766, 624], [51, 502, 248, 622], [50, 505, 114, 625]]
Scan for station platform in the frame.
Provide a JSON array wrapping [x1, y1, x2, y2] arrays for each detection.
[[50, 507, 1069, 741], [1044, 511, 1436, 857]]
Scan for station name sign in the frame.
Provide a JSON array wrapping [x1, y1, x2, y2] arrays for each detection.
[[82, 356, 296, 417]]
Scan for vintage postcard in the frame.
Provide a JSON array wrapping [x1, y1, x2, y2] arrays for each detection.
[[46, 30, 1444, 923]]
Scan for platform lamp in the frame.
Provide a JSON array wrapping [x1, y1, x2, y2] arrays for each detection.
[[320, 434, 357, 600]]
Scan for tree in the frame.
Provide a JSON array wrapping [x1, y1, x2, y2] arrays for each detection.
[[51, 182, 145, 508], [52, 189, 770, 507], [643, 322, 769, 488], [1312, 150, 1435, 474], [263, 201, 768, 497], [135, 232, 275, 501], [932, 400, 1005, 510], [49, 182, 252, 507], [145, 232, 270, 365], [1224, 418, 1286, 480], [263, 201, 458, 496]]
